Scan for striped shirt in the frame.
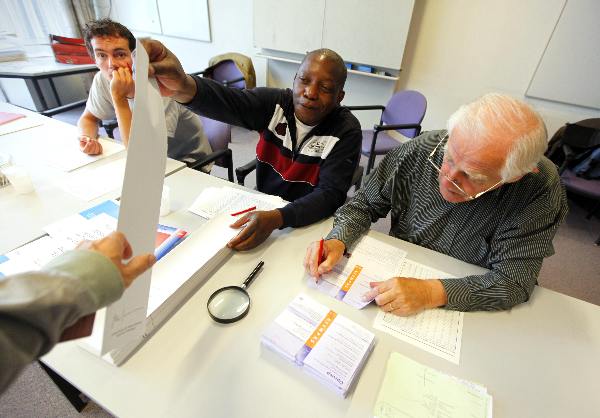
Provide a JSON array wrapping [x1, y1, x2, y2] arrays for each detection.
[[326, 130, 568, 311]]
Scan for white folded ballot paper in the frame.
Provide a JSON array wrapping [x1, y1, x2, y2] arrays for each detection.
[[189, 185, 287, 219], [307, 235, 407, 309], [261, 293, 375, 397]]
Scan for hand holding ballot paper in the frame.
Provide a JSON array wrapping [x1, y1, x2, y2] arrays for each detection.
[[305, 236, 447, 316], [304, 236, 407, 310]]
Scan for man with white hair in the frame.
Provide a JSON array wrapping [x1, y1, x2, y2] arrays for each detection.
[[305, 93, 568, 315]]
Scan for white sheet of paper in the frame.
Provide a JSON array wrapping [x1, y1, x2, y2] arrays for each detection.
[[373, 352, 492, 418], [92, 40, 168, 356], [44, 138, 125, 172], [189, 186, 286, 219], [308, 236, 407, 309], [59, 158, 127, 201], [0, 236, 67, 276], [0, 116, 43, 136], [44, 212, 117, 249], [373, 260, 464, 364]]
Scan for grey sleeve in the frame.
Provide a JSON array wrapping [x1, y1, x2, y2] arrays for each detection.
[[0, 250, 124, 393]]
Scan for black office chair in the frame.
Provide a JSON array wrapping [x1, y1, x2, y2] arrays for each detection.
[[547, 119, 600, 245]]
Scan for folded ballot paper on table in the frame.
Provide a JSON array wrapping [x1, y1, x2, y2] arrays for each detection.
[[307, 235, 407, 309], [0, 201, 186, 279], [261, 293, 375, 398], [189, 186, 286, 219], [373, 352, 492, 418], [42, 200, 187, 261]]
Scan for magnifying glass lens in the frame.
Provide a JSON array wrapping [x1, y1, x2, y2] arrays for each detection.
[[207, 288, 250, 321]]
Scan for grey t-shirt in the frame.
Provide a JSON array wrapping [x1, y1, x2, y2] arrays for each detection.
[[86, 72, 212, 166]]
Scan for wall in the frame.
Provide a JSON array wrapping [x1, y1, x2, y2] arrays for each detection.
[[112, 0, 599, 134], [110, 0, 266, 87], [396, 0, 599, 134]]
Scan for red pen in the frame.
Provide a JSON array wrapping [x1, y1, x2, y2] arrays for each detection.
[[230, 206, 256, 216], [317, 238, 324, 265]]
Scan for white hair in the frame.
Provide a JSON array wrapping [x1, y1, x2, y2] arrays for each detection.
[[446, 93, 547, 181]]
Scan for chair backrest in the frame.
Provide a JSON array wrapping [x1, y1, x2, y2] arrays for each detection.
[[208, 52, 256, 89], [200, 115, 231, 167], [209, 60, 246, 89], [381, 90, 427, 138]]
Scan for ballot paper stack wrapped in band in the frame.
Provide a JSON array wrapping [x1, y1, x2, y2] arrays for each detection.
[[261, 293, 375, 397]]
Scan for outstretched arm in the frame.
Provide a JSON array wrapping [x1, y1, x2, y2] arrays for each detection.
[[77, 109, 102, 155], [0, 232, 154, 393]]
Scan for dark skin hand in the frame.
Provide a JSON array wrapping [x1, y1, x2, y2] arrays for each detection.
[[227, 209, 284, 251], [141, 39, 197, 103]]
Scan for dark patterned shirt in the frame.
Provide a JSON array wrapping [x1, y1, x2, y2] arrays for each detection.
[[326, 130, 568, 311]]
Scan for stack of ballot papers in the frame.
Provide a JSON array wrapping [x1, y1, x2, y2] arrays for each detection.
[[188, 186, 286, 219], [308, 235, 407, 309], [373, 352, 492, 418], [261, 293, 375, 397], [144, 213, 240, 333]]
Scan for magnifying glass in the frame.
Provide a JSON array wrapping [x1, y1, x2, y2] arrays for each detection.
[[207, 261, 264, 323]]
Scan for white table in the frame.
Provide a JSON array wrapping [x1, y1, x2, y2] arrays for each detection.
[[39, 168, 600, 418], [0, 57, 97, 111], [0, 102, 185, 254]]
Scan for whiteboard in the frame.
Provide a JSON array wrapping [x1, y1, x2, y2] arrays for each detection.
[[253, 0, 415, 70], [321, 0, 414, 69], [253, 0, 325, 55], [114, 0, 161, 34], [526, 0, 600, 109], [114, 0, 211, 42], [157, 0, 211, 42]]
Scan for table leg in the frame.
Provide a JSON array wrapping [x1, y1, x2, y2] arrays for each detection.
[[38, 361, 89, 412], [48, 77, 62, 107], [31, 78, 49, 111]]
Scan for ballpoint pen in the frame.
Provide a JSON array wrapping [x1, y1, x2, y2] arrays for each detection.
[[318, 238, 324, 265], [230, 206, 256, 216]]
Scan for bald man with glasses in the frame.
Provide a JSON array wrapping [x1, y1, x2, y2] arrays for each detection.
[[305, 93, 568, 316]]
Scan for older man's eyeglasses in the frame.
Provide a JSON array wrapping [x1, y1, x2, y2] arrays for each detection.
[[427, 134, 503, 200]]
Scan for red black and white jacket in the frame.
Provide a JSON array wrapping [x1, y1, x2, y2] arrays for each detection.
[[186, 76, 362, 228]]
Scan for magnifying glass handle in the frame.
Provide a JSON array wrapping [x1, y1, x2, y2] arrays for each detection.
[[242, 261, 264, 288]]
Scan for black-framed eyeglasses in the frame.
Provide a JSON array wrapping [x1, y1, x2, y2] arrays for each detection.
[[427, 133, 502, 200]]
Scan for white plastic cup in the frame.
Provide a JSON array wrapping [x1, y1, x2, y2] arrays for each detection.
[[3, 166, 34, 194], [160, 185, 171, 216]]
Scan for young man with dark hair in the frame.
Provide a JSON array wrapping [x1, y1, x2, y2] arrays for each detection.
[[77, 19, 212, 169]]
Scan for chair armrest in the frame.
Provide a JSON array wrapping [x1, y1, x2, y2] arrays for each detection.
[[223, 76, 245, 87], [186, 148, 232, 169], [345, 105, 385, 111], [235, 159, 257, 185], [41, 99, 87, 117], [374, 123, 422, 132]]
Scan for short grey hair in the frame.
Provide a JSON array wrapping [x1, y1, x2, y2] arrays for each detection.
[[446, 93, 548, 181]]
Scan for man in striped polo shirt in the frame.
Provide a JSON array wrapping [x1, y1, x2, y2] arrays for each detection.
[[306, 93, 568, 315]]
